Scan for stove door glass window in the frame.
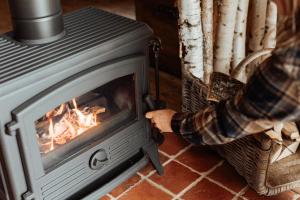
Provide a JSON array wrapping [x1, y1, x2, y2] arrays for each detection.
[[35, 75, 137, 171]]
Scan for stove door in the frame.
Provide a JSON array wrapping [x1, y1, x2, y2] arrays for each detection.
[[6, 56, 145, 187]]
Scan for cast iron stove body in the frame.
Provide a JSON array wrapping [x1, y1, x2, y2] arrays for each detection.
[[0, 7, 162, 200]]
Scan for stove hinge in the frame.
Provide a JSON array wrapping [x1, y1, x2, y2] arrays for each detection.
[[5, 121, 20, 136], [5, 121, 35, 200], [22, 191, 35, 200]]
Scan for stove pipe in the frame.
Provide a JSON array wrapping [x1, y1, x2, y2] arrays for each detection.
[[8, 0, 65, 45]]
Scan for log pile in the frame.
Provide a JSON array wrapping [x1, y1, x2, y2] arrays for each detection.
[[178, 0, 300, 162]]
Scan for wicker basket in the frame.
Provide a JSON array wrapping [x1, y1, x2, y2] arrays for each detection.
[[182, 70, 300, 195]]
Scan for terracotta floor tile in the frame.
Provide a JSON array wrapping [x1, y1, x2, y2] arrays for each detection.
[[99, 195, 110, 200], [119, 180, 172, 200], [208, 161, 247, 193], [243, 188, 295, 200], [159, 133, 189, 156], [182, 178, 234, 200], [176, 146, 222, 173], [139, 153, 169, 176], [109, 174, 141, 197], [150, 161, 200, 194]]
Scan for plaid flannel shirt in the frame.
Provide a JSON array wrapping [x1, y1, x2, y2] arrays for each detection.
[[171, 39, 300, 145]]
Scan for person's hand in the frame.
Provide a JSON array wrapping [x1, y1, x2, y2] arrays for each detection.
[[145, 109, 176, 133]]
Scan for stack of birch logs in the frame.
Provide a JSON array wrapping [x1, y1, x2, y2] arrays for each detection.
[[178, 0, 300, 195], [178, 0, 277, 84]]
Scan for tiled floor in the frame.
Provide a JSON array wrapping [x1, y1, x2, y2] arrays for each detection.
[[0, 0, 299, 200], [98, 69, 300, 200]]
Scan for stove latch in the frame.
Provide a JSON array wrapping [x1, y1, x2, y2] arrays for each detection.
[[89, 149, 109, 170]]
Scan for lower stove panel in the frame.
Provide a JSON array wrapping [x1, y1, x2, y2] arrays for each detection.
[[71, 150, 146, 200], [39, 122, 148, 200]]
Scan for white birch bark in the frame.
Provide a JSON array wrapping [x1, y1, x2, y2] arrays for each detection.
[[263, 1, 277, 49], [201, 0, 213, 84], [178, 0, 204, 80], [247, 0, 268, 78], [232, 0, 249, 69], [213, 0, 239, 75], [248, 0, 268, 53]]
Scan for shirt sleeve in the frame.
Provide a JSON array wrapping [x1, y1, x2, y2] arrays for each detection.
[[171, 43, 300, 145]]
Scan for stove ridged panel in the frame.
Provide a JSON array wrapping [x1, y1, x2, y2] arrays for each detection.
[[41, 163, 87, 200], [40, 128, 145, 200], [0, 8, 147, 84]]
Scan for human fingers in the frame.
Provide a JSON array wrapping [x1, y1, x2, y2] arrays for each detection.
[[145, 111, 154, 119]]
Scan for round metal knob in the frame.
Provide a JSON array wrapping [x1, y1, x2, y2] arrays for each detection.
[[89, 149, 108, 170]]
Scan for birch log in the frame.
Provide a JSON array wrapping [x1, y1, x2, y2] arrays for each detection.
[[214, 0, 239, 75], [247, 0, 268, 78], [262, 1, 278, 50], [201, 0, 213, 84], [248, 0, 268, 53], [232, 0, 249, 70], [178, 0, 204, 80]]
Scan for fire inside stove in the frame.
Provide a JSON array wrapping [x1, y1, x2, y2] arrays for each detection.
[[34, 75, 137, 170], [36, 98, 106, 154]]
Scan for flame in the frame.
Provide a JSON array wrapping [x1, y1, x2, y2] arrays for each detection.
[[48, 118, 55, 151], [38, 98, 105, 154]]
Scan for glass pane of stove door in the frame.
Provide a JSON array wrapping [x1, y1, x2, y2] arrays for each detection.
[[35, 74, 137, 171]]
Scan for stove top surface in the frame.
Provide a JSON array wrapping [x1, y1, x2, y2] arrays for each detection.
[[0, 7, 151, 85]]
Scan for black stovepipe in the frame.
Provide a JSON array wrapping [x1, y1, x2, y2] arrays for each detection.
[[7, 0, 65, 44]]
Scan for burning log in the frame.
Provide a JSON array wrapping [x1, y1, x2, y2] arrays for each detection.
[[37, 98, 106, 153]]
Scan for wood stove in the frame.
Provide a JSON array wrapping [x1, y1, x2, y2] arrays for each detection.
[[0, 4, 162, 200]]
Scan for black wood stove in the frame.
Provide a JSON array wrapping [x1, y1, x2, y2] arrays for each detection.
[[0, 1, 163, 199]]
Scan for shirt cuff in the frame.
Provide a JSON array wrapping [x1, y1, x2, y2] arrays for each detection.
[[171, 112, 189, 134]]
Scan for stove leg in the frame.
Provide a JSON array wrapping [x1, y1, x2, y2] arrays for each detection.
[[143, 141, 164, 175]]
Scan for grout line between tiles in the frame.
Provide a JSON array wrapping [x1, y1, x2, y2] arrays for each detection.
[[110, 144, 192, 199], [121, 144, 193, 199], [159, 144, 193, 159], [114, 173, 145, 199], [143, 176, 178, 198], [205, 176, 238, 195], [112, 143, 244, 200], [238, 196, 249, 200], [172, 159, 203, 176], [173, 158, 242, 197], [142, 144, 193, 179], [232, 186, 249, 200], [107, 193, 117, 200], [173, 160, 224, 199]]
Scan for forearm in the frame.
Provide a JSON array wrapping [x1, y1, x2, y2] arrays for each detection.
[[171, 104, 243, 145], [171, 43, 300, 145]]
